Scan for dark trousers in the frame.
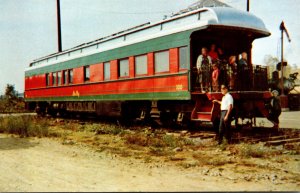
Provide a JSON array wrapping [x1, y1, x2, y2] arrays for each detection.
[[268, 111, 280, 124], [218, 110, 231, 144]]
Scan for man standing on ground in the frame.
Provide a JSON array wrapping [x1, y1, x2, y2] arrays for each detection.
[[213, 84, 234, 144], [267, 90, 281, 129]]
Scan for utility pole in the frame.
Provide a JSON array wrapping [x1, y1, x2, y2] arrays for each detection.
[[247, 0, 250, 12], [57, 0, 62, 52], [279, 21, 291, 111]]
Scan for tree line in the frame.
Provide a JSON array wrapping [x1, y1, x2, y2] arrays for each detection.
[[0, 84, 27, 113]]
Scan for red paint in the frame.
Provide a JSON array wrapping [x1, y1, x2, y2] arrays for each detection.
[[110, 60, 118, 80], [25, 74, 46, 89], [49, 73, 53, 87], [169, 48, 179, 73], [90, 63, 102, 82], [147, 53, 154, 76], [129, 56, 135, 78], [25, 75, 189, 99], [73, 67, 84, 84]]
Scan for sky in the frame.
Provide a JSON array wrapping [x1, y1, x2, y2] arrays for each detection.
[[0, 0, 299, 94]]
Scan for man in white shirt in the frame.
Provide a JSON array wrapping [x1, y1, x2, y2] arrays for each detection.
[[213, 84, 234, 144]]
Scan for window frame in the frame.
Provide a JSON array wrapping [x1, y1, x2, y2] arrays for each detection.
[[46, 73, 50, 87], [68, 69, 73, 84], [118, 58, 130, 78], [63, 70, 68, 85], [134, 54, 148, 76], [52, 72, 57, 86], [179, 46, 189, 70], [154, 50, 170, 74], [84, 66, 90, 82], [104, 62, 111, 81], [57, 71, 62, 85]]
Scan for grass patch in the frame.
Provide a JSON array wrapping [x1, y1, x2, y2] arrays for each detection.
[[162, 135, 179, 148], [125, 133, 149, 146], [192, 152, 234, 166], [149, 147, 174, 157], [178, 161, 199, 169], [232, 143, 282, 158], [93, 124, 125, 135], [124, 132, 191, 149]]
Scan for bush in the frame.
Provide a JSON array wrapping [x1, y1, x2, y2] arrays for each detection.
[[0, 115, 49, 137]]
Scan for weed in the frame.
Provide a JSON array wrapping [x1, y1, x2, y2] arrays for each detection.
[[207, 157, 232, 166], [62, 123, 76, 131], [234, 143, 282, 158], [148, 137, 166, 148], [94, 124, 124, 135], [192, 152, 233, 166], [182, 138, 195, 146], [179, 161, 199, 169], [143, 156, 152, 163], [162, 134, 180, 148], [124, 133, 148, 146], [149, 147, 173, 157]]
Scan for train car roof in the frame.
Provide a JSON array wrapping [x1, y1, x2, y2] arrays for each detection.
[[27, 6, 270, 70]]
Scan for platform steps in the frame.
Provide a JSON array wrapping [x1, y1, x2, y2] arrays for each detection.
[[191, 106, 213, 122], [191, 112, 212, 122]]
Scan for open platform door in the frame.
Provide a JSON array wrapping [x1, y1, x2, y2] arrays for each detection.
[[189, 26, 254, 92]]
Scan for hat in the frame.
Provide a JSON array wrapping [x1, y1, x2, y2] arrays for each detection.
[[272, 90, 279, 96]]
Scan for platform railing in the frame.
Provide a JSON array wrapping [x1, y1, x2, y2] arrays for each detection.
[[191, 62, 269, 92]]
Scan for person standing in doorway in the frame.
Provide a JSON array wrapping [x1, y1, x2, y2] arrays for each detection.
[[238, 52, 250, 90], [208, 43, 219, 61], [227, 55, 238, 91], [213, 84, 234, 144], [212, 63, 220, 92], [196, 47, 212, 92]]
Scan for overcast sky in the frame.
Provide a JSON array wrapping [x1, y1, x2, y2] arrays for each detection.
[[0, 0, 299, 94]]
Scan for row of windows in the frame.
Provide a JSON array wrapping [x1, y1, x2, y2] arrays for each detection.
[[103, 46, 188, 80], [46, 47, 188, 86], [46, 69, 73, 86]]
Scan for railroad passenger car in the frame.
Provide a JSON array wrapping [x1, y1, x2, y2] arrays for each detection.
[[24, 7, 273, 126]]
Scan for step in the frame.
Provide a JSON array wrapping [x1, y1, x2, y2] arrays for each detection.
[[197, 112, 212, 120], [197, 112, 211, 115], [191, 118, 211, 122]]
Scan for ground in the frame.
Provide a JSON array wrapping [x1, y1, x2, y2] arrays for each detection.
[[0, 111, 299, 192]]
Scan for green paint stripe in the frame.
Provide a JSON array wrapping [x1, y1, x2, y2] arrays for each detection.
[[25, 91, 191, 102], [25, 30, 193, 77]]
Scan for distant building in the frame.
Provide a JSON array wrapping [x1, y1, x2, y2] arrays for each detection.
[[16, 92, 24, 99]]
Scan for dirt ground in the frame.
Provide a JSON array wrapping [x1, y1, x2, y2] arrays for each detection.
[[0, 112, 300, 192]]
